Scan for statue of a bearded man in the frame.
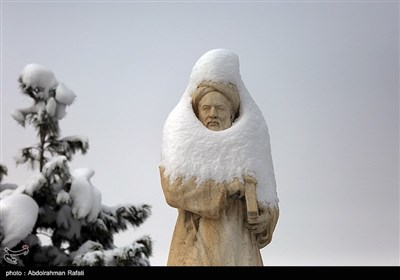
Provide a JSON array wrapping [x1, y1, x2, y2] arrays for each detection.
[[160, 49, 279, 266]]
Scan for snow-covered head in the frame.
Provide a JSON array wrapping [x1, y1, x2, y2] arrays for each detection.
[[161, 49, 278, 207]]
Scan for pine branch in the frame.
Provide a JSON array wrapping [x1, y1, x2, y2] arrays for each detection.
[[52, 205, 83, 250], [113, 236, 152, 266], [79, 220, 114, 250], [22, 108, 60, 139], [75, 204, 151, 250], [15, 147, 42, 170], [47, 136, 89, 161], [72, 236, 152, 266], [100, 204, 151, 234], [133, 235, 153, 261], [10, 65, 153, 266], [42, 156, 70, 185], [19, 156, 71, 210]]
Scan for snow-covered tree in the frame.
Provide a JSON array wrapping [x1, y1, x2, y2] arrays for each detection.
[[0, 64, 152, 266]]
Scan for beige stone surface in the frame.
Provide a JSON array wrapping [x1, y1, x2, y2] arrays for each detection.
[[160, 167, 279, 266]]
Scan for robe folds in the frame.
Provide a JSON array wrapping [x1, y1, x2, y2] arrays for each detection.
[[160, 167, 279, 266]]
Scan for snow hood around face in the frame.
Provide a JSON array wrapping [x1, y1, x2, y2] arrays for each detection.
[[160, 49, 278, 207]]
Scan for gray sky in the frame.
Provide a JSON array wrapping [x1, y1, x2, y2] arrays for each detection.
[[1, 0, 399, 266]]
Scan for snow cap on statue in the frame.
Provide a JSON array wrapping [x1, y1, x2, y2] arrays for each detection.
[[190, 49, 241, 85], [161, 49, 279, 207]]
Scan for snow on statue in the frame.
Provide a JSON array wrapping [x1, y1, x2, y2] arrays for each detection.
[[160, 49, 279, 266]]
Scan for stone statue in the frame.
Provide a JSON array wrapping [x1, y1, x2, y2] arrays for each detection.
[[160, 49, 279, 266]]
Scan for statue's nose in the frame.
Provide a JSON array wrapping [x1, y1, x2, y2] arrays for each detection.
[[209, 106, 217, 117]]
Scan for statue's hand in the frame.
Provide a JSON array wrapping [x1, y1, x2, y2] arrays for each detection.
[[245, 209, 268, 234], [226, 179, 245, 198]]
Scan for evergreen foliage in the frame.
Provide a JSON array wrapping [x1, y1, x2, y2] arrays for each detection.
[[0, 65, 152, 266]]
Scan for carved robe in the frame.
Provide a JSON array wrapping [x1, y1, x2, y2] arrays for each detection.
[[160, 168, 278, 266]]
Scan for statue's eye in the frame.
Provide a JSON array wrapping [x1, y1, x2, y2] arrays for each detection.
[[34, 88, 40, 93]]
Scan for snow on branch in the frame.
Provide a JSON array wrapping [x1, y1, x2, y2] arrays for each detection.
[[72, 236, 152, 266], [0, 193, 39, 248], [15, 147, 41, 169], [17, 64, 76, 122], [47, 135, 89, 160], [42, 156, 69, 182], [56, 190, 71, 205], [6, 63, 152, 266], [69, 168, 101, 223], [100, 204, 151, 234], [42, 156, 68, 174], [21, 173, 47, 196], [11, 106, 37, 127], [18, 64, 57, 101]]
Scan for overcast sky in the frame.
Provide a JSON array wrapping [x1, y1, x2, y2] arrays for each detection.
[[1, 0, 399, 266]]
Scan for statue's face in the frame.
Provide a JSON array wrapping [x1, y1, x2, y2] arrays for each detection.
[[198, 91, 233, 131]]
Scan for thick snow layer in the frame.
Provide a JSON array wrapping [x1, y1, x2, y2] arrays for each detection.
[[55, 103, 66, 120], [0, 193, 39, 248], [0, 189, 15, 200], [20, 64, 58, 100], [160, 49, 278, 207], [55, 83, 76, 105], [46, 97, 57, 116], [11, 109, 25, 125], [16, 64, 76, 122], [21, 174, 46, 196], [42, 156, 68, 178], [69, 168, 102, 222], [11, 106, 36, 126], [56, 190, 71, 205]]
